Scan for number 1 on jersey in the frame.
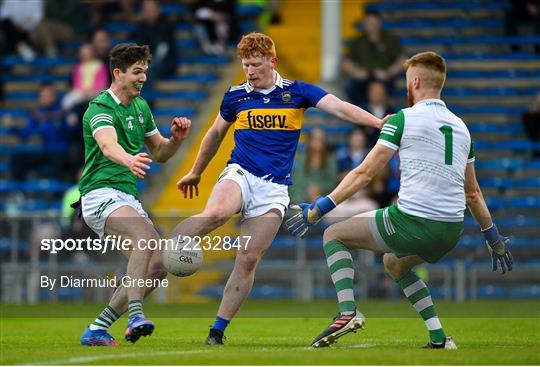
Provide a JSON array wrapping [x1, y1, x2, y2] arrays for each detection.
[[439, 125, 453, 165]]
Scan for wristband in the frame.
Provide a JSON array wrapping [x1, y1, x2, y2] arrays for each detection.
[[481, 223, 500, 247], [317, 196, 337, 216]]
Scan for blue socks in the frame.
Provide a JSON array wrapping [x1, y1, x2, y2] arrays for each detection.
[[211, 316, 230, 332]]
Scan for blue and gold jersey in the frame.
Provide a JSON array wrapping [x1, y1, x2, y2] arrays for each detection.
[[220, 72, 327, 185]]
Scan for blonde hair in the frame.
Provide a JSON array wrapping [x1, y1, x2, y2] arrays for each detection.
[[403, 51, 446, 90], [237, 32, 277, 59]]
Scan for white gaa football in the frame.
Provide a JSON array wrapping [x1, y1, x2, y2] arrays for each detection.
[[162, 236, 203, 277]]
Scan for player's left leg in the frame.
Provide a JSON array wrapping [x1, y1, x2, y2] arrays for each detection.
[[82, 249, 166, 346], [205, 209, 282, 345], [383, 253, 457, 349], [311, 210, 387, 348]]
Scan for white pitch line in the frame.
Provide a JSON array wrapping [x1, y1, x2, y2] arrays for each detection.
[[24, 350, 207, 366]]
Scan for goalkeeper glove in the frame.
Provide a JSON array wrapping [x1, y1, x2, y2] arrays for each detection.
[[286, 196, 336, 238], [482, 223, 514, 274]]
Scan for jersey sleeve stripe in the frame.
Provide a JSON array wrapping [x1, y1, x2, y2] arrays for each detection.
[[383, 125, 397, 130], [91, 118, 114, 128], [467, 157, 475, 163], [377, 139, 398, 151], [91, 125, 114, 137], [90, 113, 113, 124], [144, 127, 159, 137], [381, 129, 395, 136]]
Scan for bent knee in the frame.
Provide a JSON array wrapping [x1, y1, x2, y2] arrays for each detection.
[[383, 253, 405, 279], [201, 208, 231, 227], [236, 252, 261, 274], [323, 225, 340, 243]]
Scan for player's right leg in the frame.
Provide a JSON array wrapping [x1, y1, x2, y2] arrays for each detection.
[[169, 178, 242, 240], [383, 253, 457, 349], [80, 188, 162, 345], [311, 210, 389, 348], [104, 205, 161, 343]]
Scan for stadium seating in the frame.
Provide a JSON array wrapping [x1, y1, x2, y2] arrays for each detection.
[[235, 0, 540, 301]]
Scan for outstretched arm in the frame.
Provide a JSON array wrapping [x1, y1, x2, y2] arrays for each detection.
[[177, 113, 232, 198], [316, 94, 387, 129], [287, 144, 395, 238], [465, 162, 513, 273], [329, 144, 395, 204]]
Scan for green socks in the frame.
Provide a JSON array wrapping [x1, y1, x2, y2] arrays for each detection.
[[324, 240, 356, 315], [396, 271, 446, 344], [89, 306, 119, 331]]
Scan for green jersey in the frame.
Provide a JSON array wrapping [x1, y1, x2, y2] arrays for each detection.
[[79, 89, 158, 198]]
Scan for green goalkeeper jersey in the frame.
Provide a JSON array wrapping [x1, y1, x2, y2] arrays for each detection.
[[79, 89, 158, 198]]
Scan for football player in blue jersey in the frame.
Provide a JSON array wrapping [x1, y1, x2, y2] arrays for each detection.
[[171, 32, 390, 345]]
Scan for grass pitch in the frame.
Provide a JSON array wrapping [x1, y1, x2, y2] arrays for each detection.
[[1, 300, 539, 365]]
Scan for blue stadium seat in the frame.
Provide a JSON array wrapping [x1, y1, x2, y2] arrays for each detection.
[[21, 180, 72, 194], [0, 238, 30, 253], [478, 177, 512, 190], [250, 285, 294, 299], [272, 235, 297, 249], [507, 197, 540, 209], [0, 180, 19, 193], [175, 39, 199, 49], [174, 23, 193, 31], [0, 108, 28, 118], [510, 285, 540, 298], [497, 216, 540, 229], [142, 90, 207, 101], [153, 107, 196, 118], [511, 236, 540, 248], [160, 4, 189, 16], [476, 285, 510, 298], [512, 178, 540, 188], [170, 73, 220, 83], [475, 158, 523, 171], [182, 55, 230, 66], [458, 235, 483, 249], [198, 284, 224, 298], [103, 23, 139, 33]]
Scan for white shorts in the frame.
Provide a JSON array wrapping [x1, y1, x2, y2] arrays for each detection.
[[81, 187, 153, 238], [217, 164, 289, 220]]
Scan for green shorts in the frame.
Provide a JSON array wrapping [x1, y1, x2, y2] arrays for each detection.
[[370, 204, 463, 263]]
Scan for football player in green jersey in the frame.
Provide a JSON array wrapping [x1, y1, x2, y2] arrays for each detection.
[[79, 44, 191, 346]]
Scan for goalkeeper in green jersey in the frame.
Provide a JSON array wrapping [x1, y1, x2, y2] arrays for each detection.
[[287, 51, 513, 349], [79, 43, 191, 346]]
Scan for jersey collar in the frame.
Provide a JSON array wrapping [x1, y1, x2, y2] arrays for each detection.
[[414, 98, 446, 107], [107, 89, 122, 104], [245, 71, 284, 93]]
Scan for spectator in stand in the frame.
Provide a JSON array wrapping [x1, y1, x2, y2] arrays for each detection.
[[337, 128, 369, 180], [342, 10, 406, 106], [131, 0, 177, 86], [62, 43, 108, 110], [12, 83, 78, 181], [363, 80, 395, 147], [91, 29, 113, 84], [1, 0, 37, 61], [88, 0, 136, 29], [45, 0, 86, 37], [505, 0, 540, 53], [192, 0, 237, 55], [326, 128, 379, 224], [289, 127, 338, 205], [522, 92, 540, 157], [0, 0, 73, 59]]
